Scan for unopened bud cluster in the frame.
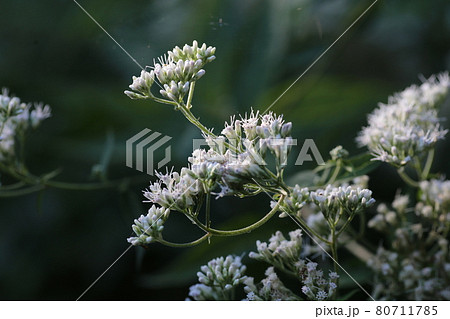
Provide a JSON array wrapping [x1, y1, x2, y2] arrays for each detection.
[[125, 41, 216, 102], [309, 185, 375, 219], [279, 183, 375, 221], [249, 229, 303, 273], [329, 145, 349, 161], [368, 194, 409, 231], [127, 205, 170, 246], [187, 255, 247, 301]]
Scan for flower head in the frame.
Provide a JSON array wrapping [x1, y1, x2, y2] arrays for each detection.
[[249, 229, 303, 267], [357, 72, 449, 165], [143, 167, 202, 213], [127, 205, 170, 246], [125, 41, 216, 103], [187, 255, 247, 300]]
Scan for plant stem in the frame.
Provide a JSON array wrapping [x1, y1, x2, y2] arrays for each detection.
[[330, 227, 339, 281], [178, 105, 214, 137], [327, 161, 341, 185], [205, 191, 211, 228], [397, 169, 419, 188], [292, 214, 331, 244], [336, 211, 357, 237], [151, 96, 178, 107], [186, 82, 195, 109], [157, 233, 211, 247], [0, 184, 45, 197], [194, 195, 285, 236], [0, 162, 148, 193], [421, 148, 435, 180]]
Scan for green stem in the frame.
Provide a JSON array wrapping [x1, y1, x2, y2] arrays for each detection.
[[330, 227, 339, 284], [0, 162, 148, 192], [205, 191, 211, 228], [421, 149, 435, 180], [178, 106, 214, 137], [292, 214, 331, 245], [194, 195, 285, 236], [157, 233, 211, 247], [186, 82, 195, 109], [397, 169, 419, 188], [151, 96, 178, 107], [327, 161, 341, 185], [43, 179, 129, 191], [413, 157, 423, 181], [0, 181, 26, 190], [336, 211, 357, 237], [0, 184, 45, 197]]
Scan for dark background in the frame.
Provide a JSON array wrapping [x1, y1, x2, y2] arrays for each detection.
[[0, 0, 449, 300]]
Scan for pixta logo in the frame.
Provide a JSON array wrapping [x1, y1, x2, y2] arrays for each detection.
[[126, 129, 172, 175]]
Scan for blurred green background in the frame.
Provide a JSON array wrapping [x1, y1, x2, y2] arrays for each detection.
[[0, 0, 449, 300]]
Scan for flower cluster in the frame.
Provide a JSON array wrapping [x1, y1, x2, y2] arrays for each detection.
[[125, 41, 216, 102], [187, 255, 247, 301], [368, 191, 450, 300], [329, 145, 349, 161], [279, 182, 375, 221], [143, 168, 202, 213], [243, 267, 299, 301], [278, 184, 310, 217], [368, 194, 409, 231], [188, 147, 270, 198], [0, 88, 51, 162], [297, 260, 339, 301], [127, 205, 170, 246], [249, 229, 303, 273], [309, 185, 375, 220], [129, 108, 295, 247], [419, 179, 450, 214], [220, 110, 294, 167], [189, 110, 293, 197], [123, 41, 405, 301], [247, 230, 338, 301], [369, 245, 450, 300], [357, 72, 449, 165], [186, 229, 339, 301]]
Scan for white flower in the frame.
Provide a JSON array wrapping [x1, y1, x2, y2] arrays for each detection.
[[143, 167, 201, 212], [168, 40, 216, 65], [298, 261, 339, 301], [420, 179, 450, 212], [187, 146, 270, 198], [249, 229, 303, 267], [0, 89, 51, 161], [159, 80, 190, 102], [357, 72, 449, 165], [125, 41, 216, 102], [316, 290, 328, 301], [188, 255, 247, 300], [329, 145, 349, 160], [244, 267, 299, 301], [310, 184, 375, 217], [127, 205, 170, 246]]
